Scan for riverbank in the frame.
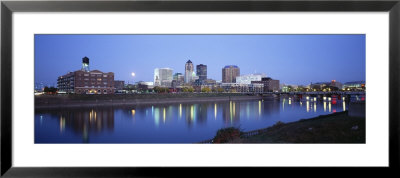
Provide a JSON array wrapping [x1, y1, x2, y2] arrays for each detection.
[[206, 111, 365, 143], [35, 93, 272, 109]]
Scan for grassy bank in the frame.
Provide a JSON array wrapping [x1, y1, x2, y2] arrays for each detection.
[[210, 111, 365, 143]]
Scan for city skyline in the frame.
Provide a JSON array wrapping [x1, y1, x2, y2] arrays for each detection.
[[35, 34, 365, 86]]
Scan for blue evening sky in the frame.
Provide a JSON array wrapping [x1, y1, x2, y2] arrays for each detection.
[[35, 34, 365, 86]]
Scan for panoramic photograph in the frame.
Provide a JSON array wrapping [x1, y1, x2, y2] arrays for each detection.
[[34, 34, 366, 144]]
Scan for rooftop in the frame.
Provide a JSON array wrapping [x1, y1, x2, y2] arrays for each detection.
[[223, 65, 239, 69]]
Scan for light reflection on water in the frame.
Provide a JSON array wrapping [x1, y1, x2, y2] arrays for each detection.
[[35, 97, 354, 143]]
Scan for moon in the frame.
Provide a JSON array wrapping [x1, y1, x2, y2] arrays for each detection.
[[131, 72, 135, 77]]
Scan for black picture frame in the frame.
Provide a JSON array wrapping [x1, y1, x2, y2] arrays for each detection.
[[1, 0, 399, 177]]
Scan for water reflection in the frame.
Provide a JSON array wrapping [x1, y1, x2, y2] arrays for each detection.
[[222, 101, 240, 126], [37, 108, 114, 143], [35, 98, 351, 143]]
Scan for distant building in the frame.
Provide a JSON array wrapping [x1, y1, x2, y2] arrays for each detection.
[[138, 81, 154, 91], [57, 57, 115, 94], [114, 80, 125, 92], [330, 80, 343, 90], [236, 73, 267, 84], [172, 73, 184, 88], [154, 68, 173, 87], [220, 83, 264, 93], [196, 64, 207, 82], [173, 73, 184, 83], [222, 65, 240, 83], [195, 78, 216, 87], [343, 81, 365, 90], [184, 60, 194, 83], [308, 80, 344, 91], [251, 77, 280, 92], [203, 79, 217, 85], [34, 82, 45, 91], [280, 84, 299, 92], [309, 82, 330, 91]]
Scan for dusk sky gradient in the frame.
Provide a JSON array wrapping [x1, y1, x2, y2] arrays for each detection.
[[35, 34, 365, 86]]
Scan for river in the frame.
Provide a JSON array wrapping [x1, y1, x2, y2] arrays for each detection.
[[35, 96, 357, 143]]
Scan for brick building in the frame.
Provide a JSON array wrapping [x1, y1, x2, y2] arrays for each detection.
[[57, 57, 115, 94]]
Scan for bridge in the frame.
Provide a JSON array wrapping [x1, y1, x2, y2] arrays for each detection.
[[261, 91, 365, 95], [241, 91, 366, 101]]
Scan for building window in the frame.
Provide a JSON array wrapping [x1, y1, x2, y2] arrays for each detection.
[[84, 74, 89, 76], [98, 90, 101, 93], [104, 90, 107, 92], [103, 75, 107, 77]]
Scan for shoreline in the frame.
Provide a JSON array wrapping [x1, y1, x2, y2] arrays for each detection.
[[35, 94, 273, 109], [200, 111, 366, 143]]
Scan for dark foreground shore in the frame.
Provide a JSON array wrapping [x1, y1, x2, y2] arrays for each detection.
[[206, 111, 365, 143]]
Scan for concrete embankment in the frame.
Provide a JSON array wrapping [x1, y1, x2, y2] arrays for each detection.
[[35, 93, 275, 109]]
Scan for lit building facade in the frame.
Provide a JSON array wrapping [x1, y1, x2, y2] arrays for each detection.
[[222, 65, 240, 83], [58, 70, 115, 94], [57, 57, 115, 94], [343, 81, 365, 90], [184, 60, 194, 83], [154, 68, 173, 87], [219, 83, 264, 93], [236, 73, 267, 84]]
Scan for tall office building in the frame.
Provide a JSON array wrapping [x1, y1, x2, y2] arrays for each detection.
[[154, 68, 173, 87], [184, 60, 194, 83], [222, 65, 240, 83], [196, 64, 207, 82]]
